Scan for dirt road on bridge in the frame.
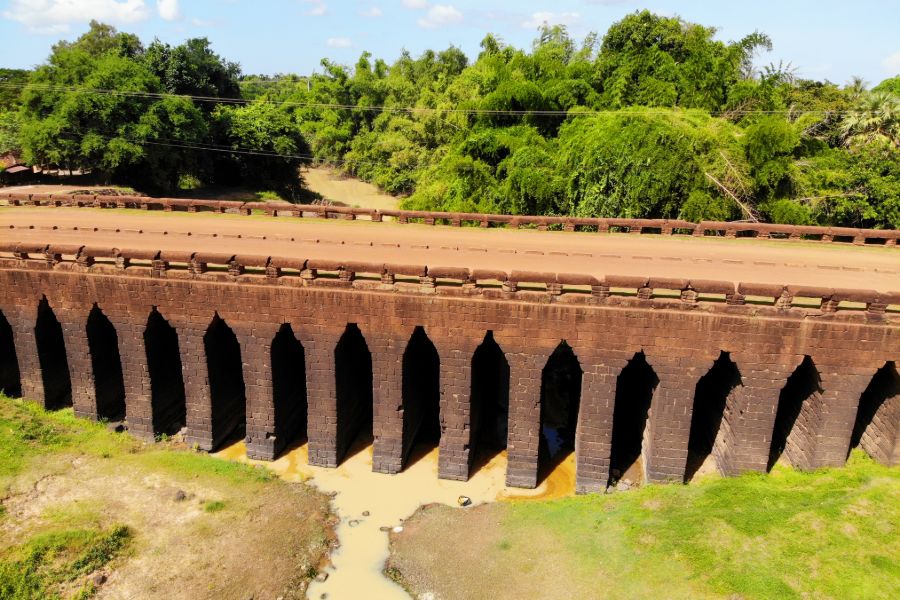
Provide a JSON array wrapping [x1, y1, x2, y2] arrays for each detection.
[[1, 206, 897, 291]]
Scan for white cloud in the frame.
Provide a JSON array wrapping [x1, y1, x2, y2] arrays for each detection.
[[417, 4, 462, 29], [402, 0, 428, 8], [156, 0, 179, 21], [3, 0, 150, 33], [327, 37, 353, 48], [360, 6, 383, 18], [883, 51, 900, 74], [304, 0, 327, 16], [521, 11, 580, 29]]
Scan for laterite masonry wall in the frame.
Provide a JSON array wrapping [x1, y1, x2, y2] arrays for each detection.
[[0, 264, 898, 493]]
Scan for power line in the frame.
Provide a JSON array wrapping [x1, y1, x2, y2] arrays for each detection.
[[6, 124, 403, 169], [0, 81, 865, 117]]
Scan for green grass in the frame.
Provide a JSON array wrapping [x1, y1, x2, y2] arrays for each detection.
[[515, 456, 898, 598], [0, 394, 274, 489], [0, 526, 131, 599], [203, 500, 226, 513], [0, 396, 134, 486], [393, 453, 899, 600]]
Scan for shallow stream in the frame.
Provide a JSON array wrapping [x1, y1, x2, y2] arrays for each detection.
[[214, 438, 576, 599]]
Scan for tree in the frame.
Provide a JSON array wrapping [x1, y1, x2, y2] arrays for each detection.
[[594, 10, 772, 110], [143, 38, 241, 99], [841, 92, 900, 148], [18, 25, 207, 191], [212, 102, 310, 199]]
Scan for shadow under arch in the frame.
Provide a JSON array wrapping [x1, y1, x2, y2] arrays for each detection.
[[271, 323, 308, 456], [609, 351, 658, 486], [86, 304, 125, 422], [401, 326, 441, 470], [849, 361, 898, 461], [0, 310, 21, 397], [144, 308, 186, 437], [768, 355, 822, 471], [34, 296, 71, 410], [334, 323, 373, 464], [538, 341, 582, 487], [204, 313, 247, 450], [685, 351, 742, 482], [469, 331, 510, 477]]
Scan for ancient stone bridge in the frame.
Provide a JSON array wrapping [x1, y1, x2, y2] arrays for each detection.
[[0, 198, 898, 493]]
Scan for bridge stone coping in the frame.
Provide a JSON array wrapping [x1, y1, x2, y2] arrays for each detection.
[[4, 244, 898, 318]]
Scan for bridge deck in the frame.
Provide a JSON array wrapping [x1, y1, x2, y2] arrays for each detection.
[[1, 206, 897, 291]]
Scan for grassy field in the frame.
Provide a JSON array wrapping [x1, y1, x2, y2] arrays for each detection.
[[0, 395, 335, 599], [388, 453, 900, 600]]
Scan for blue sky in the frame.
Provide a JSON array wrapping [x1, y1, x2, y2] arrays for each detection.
[[1, 0, 898, 85]]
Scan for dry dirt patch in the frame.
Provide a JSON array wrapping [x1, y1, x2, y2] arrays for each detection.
[[0, 398, 335, 599]]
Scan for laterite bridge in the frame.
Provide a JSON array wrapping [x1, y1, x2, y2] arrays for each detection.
[[0, 193, 897, 493]]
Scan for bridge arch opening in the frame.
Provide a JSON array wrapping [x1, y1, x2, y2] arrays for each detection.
[[204, 314, 247, 450], [685, 351, 742, 482], [271, 323, 308, 454], [334, 324, 373, 464], [768, 356, 822, 471], [0, 310, 22, 397], [86, 305, 126, 422], [401, 327, 441, 469], [469, 331, 509, 476], [538, 341, 582, 486], [849, 361, 898, 463], [34, 296, 72, 410], [609, 351, 658, 486], [144, 309, 186, 437]]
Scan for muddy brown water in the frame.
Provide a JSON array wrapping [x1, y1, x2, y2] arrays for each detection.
[[214, 438, 576, 599]]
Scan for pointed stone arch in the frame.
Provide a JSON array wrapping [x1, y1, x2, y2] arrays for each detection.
[[334, 323, 373, 464], [34, 296, 71, 410], [538, 341, 582, 487], [608, 351, 658, 485], [401, 326, 441, 469], [204, 314, 247, 449], [850, 361, 898, 466], [86, 304, 125, 422], [685, 351, 743, 482], [768, 355, 822, 471], [0, 310, 21, 398], [144, 308, 187, 437], [469, 331, 510, 476], [271, 323, 308, 454]]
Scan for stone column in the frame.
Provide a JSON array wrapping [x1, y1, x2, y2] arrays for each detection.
[[302, 328, 341, 468], [56, 309, 96, 421], [643, 353, 714, 483], [3, 305, 45, 405], [505, 350, 552, 489], [234, 323, 281, 461], [717, 354, 802, 474], [432, 340, 477, 482], [107, 311, 155, 441], [572, 350, 629, 494], [370, 331, 409, 475], [179, 321, 215, 451]]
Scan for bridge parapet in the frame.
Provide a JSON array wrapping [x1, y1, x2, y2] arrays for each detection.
[[2, 241, 898, 320], [3, 191, 898, 246]]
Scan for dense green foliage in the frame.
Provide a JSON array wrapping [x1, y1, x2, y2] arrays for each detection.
[[3, 12, 899, 226], [8, 21, 308, 197]]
